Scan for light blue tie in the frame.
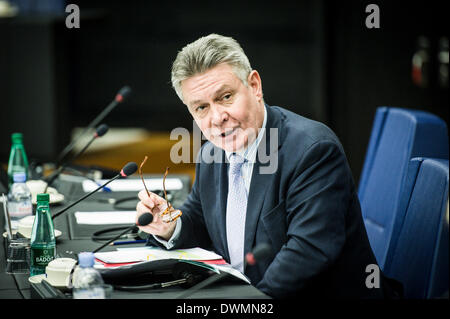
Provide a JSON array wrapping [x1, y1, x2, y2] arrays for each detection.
[[226, 154, 247, 273]]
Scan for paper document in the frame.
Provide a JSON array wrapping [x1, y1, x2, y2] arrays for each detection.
[[82, 178, 183, 192], [75, 211, 136, 225], [214, 264, 251, 284], [94, 246, 223, 264]]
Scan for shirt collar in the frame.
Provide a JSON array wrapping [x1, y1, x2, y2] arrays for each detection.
[[225, 105, 267, 164]]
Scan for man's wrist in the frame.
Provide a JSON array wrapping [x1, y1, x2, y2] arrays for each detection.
[[152, 218, 182, 249]]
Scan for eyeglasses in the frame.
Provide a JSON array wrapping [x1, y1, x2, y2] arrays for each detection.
[[139, 156, 182, 223]]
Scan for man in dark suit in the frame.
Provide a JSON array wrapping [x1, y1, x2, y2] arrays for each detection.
[[136, 34, 394, 298]]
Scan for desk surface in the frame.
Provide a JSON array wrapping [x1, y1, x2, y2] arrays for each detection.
[[0, 177, 269, 299]]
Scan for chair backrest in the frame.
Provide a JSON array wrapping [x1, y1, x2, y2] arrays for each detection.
[[358, 107, 448, 269], [384, 158, 449, 299]]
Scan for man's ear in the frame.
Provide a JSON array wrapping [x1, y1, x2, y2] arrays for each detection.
[[247, 70, 263, 101]]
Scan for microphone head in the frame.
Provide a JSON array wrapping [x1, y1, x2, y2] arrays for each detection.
[[115, 86, 132, 102], [137, 213, 153, 226], [246, 243, 272, 266], [95, 124, 109, 137], [120, 162, 138, 177]]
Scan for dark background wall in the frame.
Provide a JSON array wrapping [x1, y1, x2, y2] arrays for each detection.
[[326, 0, 448, 182], [0, 0, 448, 183]]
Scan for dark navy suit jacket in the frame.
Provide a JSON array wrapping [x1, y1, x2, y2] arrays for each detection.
[[148, 105, 391, 298]]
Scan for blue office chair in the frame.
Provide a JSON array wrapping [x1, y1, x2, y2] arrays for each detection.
[[384, 158, 449, 299], [358, 107, 448, 270]]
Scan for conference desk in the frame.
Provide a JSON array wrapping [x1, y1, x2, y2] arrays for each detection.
[[0, 175, 269, 300]]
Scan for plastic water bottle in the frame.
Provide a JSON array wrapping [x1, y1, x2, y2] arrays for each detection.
[[72, 252, 105, 299], [7, 172, 33, 230], [30, 193, 56, 276], [7, 133, 29, 188]]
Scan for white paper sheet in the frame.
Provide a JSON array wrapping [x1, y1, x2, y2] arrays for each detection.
[[95, 246, 223, 263], [214, 265, 251, 284], [74, 211, 136, 225], [82, 178, 183, 192]]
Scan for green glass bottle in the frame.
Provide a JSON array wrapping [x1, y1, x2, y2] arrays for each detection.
[[7, 133, 29, 188], [30, 193, 56, 276]]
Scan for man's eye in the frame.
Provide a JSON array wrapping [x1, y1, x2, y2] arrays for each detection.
[[196, 105, 207, 112], [223, 94, 232, 100]]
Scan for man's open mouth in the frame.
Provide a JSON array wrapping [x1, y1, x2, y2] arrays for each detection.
[[220, 128, 236, 138]]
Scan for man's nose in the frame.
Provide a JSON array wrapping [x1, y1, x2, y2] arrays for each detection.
[[211, 105, 228, 126]]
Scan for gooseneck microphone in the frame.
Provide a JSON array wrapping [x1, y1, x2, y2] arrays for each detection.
[[243, 243, 272, 267], [44, 124, 109, 192], [51, 162, 138, 220], [56, 86, 132, 165], [174, 243, 272, 299], [92, 213, 153, 253]]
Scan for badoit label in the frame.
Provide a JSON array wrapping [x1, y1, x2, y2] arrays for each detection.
[[31, 247, 55, 266]]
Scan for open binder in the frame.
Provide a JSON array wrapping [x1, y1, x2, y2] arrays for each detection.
[[97, 258, 251, 291], [98, 258, 217, 287]]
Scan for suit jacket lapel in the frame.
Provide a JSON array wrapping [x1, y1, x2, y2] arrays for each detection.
[[215, 151, 230, 261], [244, 155, 270, 258], [244, 106, 283, 259]]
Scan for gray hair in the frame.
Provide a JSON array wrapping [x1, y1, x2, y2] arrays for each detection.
[[171, 34, 252, 101]]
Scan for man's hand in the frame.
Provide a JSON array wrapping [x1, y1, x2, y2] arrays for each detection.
[[136, 190, 177, 241]]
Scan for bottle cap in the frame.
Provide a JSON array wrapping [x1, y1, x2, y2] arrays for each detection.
[[36, 193, 50, 203], [13, 172, 26, 183], [78, 252, 95, 268], [11, 133, 23, 144]]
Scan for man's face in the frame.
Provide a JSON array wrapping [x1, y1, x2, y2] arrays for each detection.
[[181, 63, 264, 152]]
